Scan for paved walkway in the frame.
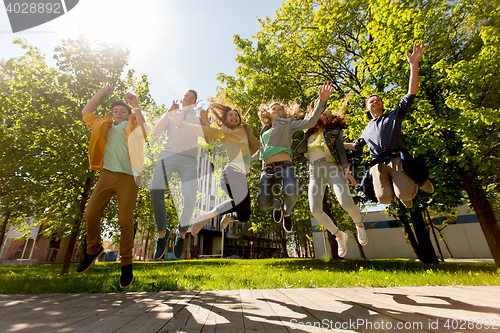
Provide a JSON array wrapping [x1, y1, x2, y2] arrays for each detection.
[[1, 286, 499, 332]]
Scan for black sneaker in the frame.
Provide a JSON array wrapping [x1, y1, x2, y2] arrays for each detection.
[[76, 246, 104, 274], [154, 229, 171, 260], [119, 264, 133, 289], [283, 215, 292, 233], [273, 198, 283, 223], [173, 230, 185, 259]]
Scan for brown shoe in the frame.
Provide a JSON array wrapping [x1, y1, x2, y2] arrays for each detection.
[[419, 179, 434, 194], [402, 200, 413, 208]]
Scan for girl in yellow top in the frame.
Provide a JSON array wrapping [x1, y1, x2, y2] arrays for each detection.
[[168, 103, 261, 235]]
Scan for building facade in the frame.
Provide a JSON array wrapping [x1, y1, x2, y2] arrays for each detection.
[[312, 205, 493, 260], [183, 147, 282, 259]]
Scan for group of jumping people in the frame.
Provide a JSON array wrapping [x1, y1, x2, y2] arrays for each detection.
[[76, 42, 432, 289]]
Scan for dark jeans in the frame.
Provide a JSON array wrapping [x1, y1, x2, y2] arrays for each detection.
[[215, 164, 251, 222], [257, 161, 299, 215]]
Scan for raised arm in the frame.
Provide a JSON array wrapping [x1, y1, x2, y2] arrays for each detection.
[[199, 108, 210, 127], [82, 85, 114, 115], [244, 123, 262, 155], [291, 81, 333, 131], [167, 110, 221, 139], [154, 100, 179, 136], [406, 41, 427, 95], [198, 108, 213, 143], [124, 93, 145, 126]]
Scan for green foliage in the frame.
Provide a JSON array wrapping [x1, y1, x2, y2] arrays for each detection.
[[218, 0, 500, 260], [0, 36, 159, 256]]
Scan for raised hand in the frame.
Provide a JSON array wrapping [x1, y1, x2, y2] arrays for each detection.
[[406, 41, 427, 66], [167, 109, 183, 127], [82, 85, 115, 115], [243, 123, 253, 133], [124, 93, 139, 108], [99, 85, 114, 95], [199, 108, 208, 119], [319, 81, 334, 102], [169, 100, 180, 112]]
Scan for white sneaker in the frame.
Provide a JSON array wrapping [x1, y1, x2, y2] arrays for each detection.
[[191, 212, 210, 236], [336, 231, 348, 258], [220, 214, 231, 230], [356, 225, 368, 246]]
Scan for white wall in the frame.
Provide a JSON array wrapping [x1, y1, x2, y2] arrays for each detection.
[[313, 213, 493, 259]]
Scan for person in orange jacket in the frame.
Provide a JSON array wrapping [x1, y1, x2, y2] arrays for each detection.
[[77, 85, 147, 289]]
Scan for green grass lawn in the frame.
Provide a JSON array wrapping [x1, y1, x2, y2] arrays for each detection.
[[1, 258, 498, 294]]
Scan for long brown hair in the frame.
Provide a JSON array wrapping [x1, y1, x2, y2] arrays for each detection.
[[209, 102, 242, 129], [304, 92, 351, 137]]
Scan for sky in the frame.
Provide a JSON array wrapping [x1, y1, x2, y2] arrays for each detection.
[[0, 0, 387, 213], [0, 0, 283, 106]]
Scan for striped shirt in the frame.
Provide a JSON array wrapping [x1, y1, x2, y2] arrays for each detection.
[[353, 94, 416, 157]]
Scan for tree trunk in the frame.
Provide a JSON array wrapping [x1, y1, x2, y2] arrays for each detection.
[[327, 231, 341, 260], [397, 203, 424, 259], [457, 166, 500, 268], [430, 222, 444, 261], [278, 228, 289, 258], [355, 238, 367, 259], [424, 209, 445, 261], [61, 177, 92, 275], [138, 229, 145, 261], [303, 237, 309, 258], [409, 206, 439, 263], [144, 230, 150, 261], [0, 210, 12, 253], [438, 230, 454, 258]]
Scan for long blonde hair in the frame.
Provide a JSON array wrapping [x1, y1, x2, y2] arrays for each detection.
[[257, 101, 303, 126]]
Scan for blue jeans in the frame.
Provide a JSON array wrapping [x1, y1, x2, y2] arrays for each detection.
[[150, 151, 198, 233], [257, 161, 299, 216]]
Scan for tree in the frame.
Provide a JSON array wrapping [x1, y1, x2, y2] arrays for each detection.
[[424, 209, 457, 260], [362, 0, 500, 265], [0, 36, 157, 274], [218, 0, 500, 266]]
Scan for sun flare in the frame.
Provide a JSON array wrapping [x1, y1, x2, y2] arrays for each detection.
[[55, 0, 165, 56]]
